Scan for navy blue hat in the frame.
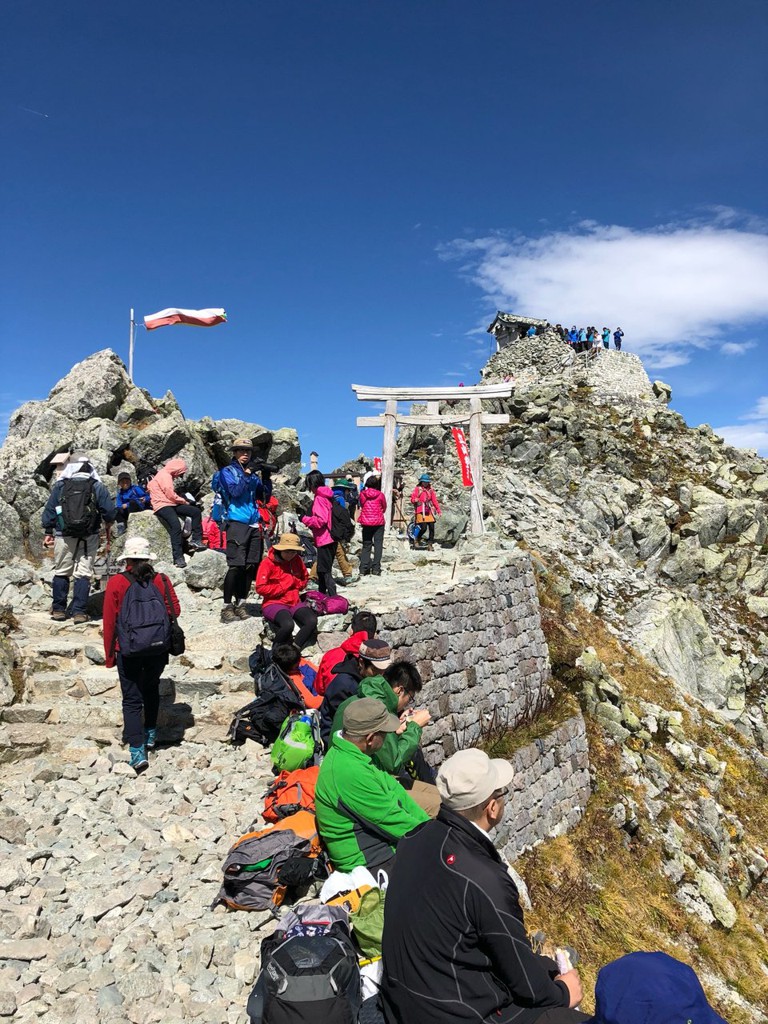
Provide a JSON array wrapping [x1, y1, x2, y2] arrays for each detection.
[[588, 953, 727, 1024]]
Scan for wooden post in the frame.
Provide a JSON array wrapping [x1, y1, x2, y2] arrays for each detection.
[[381, 400, 397, 527], [469, 397, 484, 535]]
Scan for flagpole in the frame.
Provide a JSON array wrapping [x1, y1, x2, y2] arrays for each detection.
[[128, 308, 135, 382]]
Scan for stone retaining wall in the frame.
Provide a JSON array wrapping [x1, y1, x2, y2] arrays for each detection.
[[377, 554, 552, 763], [496, 713, 592, 861]]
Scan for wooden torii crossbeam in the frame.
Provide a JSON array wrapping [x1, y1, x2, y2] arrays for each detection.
[[352, 383, 512, 535]]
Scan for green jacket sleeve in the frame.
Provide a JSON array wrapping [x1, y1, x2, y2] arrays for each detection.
[[339, 763, 428, 841], [373, 721, 422, 775]]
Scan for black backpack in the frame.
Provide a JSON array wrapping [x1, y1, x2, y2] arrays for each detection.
[[247, 930, 361, 1024], [330, 499, 354, 543], [60, 478, 100, 538], [228, 661, 305, 746], [116, 573, 172, 657]]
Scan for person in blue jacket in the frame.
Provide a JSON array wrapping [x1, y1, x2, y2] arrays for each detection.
[[115, 472, 151, 533], [217, 437, 273, 623], [526, 325, 537, 338], [614, 328, 624, 350], [567, 326, 579, 347], [601, 327, 611, 349]]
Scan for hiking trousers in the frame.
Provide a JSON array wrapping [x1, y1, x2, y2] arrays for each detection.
[[116, 651, 168, 747], [269, 606, 318, 649], [155, 505, 202, 562], [314, 542, 337, 596], [360, 524, 384, 574], [310, 541, 351, 580]]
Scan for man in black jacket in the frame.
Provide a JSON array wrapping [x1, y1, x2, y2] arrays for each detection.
[[381, 748, 588, 1024]]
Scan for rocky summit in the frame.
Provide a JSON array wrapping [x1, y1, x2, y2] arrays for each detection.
[[1, 343, 768, 1023]]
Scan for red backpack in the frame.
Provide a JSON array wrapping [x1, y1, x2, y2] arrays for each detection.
[[263, 767, 320, 823]]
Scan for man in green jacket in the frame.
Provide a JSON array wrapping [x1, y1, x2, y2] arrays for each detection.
[[330, 660, 431, 776], [316, 698, 429, 873]]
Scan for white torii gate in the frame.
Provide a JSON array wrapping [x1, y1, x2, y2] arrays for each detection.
[[352, 383, 512, 535]]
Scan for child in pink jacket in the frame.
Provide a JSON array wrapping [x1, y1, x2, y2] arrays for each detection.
[[410, 473, 441, 551], [359, 475, 387, 575], [300, 470, 337, 597], [147, 459, 204, 568]]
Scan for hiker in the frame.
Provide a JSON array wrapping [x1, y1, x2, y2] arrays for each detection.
[[202, 514, 227, 552], [381, 748, 588, 1024], [255, 532, 318, 650], [566, 326, 578, 347], [300, 470, 338, 597], [614, 327, 624, 351], [555, 324, 565, 341], [42, 452, 116, 624], [578, 327, 587, 351], [315, 697, 429, 873], [270, 641, 322, 709], [359, 474, 387, 576], [307, 478, 356, 586], [319, 638, 393, 748], [588, 951, 726, 1024], [315, 610, 378, 696], [526, 325, 537, 338], [601, 327, 611, 349], [330, 659, 438, 805], [215, 438, 273, 623], [258, 493, 280, 545], [410, 473, 441, 550], [115, 472, 151, 533], [147, 458, 204, 569], [102, 537, 181, 774]]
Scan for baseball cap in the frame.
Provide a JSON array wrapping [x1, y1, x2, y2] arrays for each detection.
[[436, 748, 514, 811], [343, 697, 400, 738], [358, 639, 392, 669]]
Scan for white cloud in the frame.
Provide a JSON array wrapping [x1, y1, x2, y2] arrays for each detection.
[[716, 396, 768, 456], [720, 340, 757, 356], [441, 217, 768, 368]]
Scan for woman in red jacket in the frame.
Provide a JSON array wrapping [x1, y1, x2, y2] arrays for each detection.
[[410, 473, 441, 551], [255, 532, 318, 649], [103, 537, 181, 774], [359, 475, 388, 576]]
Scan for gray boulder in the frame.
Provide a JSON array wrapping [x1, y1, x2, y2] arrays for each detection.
[[47, 349, 130, 421], [652, 380, 672, 403], [0, 499, 24, 564], [184, 550, 228, 591]]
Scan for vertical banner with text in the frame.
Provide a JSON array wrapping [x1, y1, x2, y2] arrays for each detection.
[[451, 427, 474, 487]]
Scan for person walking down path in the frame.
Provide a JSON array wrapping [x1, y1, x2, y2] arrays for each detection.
[[614, 327, 624, 351], [300, 470, 337, 597], [215, 438, 273, 623], [601, 327, 611, 349], [42, 452, 116, 624], [410, 473, 441, 550], [115, 473, 151, 533], [147, 459, 204, 569], [102, 537, 181, 775], [359, 474, 387, 576], [255, 532, 318, 650]]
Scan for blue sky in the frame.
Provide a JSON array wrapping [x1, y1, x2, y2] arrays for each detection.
[[2, 0, 767, 468]]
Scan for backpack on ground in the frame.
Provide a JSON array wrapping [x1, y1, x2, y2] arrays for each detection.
[[305, 591, 350, 616], [116, 573, 171, 657], [330, 499, 355, 543], [60, 477, 100, 538], [263, 766, 320, 822], [248, 644, 273, 689], [247, 921, 361, 1024], [270, 711, 322, 773], [228, 663, 305, 746], [215, 810, 326, 914]]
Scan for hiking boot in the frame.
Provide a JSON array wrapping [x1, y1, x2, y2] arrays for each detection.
[[145, 728, 158, 750], [221, 604, 237, 624], [341, 574, 359, 586], [174, 557, 187, 568], [234, 603, 249, 620], [51, 609, 66, 621], [129, 745, 149, 774], [72, 613, 89, 625]]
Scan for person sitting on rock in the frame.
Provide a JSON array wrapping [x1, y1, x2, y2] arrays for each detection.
[[217, 438, 273, 623], [381, 748, 588, 1024], [314, 610, 378, 696], [315, 697, 429, 874], [102, 537, 181, 774], [410, 473, 441, 551], [319, 638, 393, 748], [42, 452, 116, 624], [147, 459, 205, 569], [255, 532, 318, 649], [270, 641, 322, 709], [115, 472, 151, 533]]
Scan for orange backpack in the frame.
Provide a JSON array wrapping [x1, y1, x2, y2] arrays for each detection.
[[263, 767, 320, 823]]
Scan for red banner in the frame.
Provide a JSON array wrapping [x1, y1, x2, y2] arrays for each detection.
[[451, 427, 474, 487], [373, 457, 382, 472]]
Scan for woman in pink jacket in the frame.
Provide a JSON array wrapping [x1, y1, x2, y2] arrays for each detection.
[[300, 470, 337, 597], [358, 475, 387, 576], [147, 459, 204, 568], [410, 472, 441, 551]]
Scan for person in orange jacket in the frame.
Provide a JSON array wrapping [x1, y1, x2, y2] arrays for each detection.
[[410, 473, 441, 551], [255, 532, 318, 649]]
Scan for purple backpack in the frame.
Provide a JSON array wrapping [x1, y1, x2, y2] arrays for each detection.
[[305, 590, 349, 616]]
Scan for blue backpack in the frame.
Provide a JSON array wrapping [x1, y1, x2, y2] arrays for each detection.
[[211, 469, 230, 525], [116, 573, 171, 657]]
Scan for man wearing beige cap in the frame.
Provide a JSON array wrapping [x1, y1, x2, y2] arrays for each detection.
[[382, 748, 588, 1024], [315, 697, 429, 874]]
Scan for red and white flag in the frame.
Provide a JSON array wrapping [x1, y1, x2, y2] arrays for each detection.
[[451, 427, 474, 487], [144, 308, 227, 331]]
